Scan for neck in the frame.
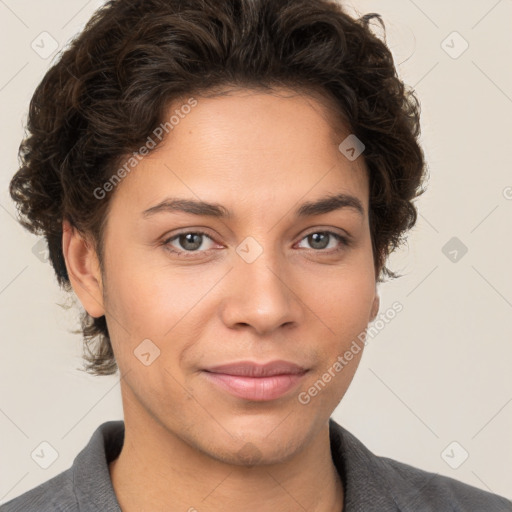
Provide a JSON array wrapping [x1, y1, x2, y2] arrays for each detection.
[[109, 410, 344, 512]]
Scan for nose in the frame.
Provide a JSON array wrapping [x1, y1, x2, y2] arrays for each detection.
[[218, 246, 304, 335]]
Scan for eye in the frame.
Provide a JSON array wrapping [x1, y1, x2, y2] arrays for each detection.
[[162, 229, 351, 259], [296, 231, 350, 253], [163, 230, 217, 257]]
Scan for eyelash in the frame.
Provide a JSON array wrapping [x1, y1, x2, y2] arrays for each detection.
[[161, 229, 351, 259]]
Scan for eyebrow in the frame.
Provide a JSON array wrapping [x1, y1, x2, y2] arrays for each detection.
[[142, 192, 365, 219]]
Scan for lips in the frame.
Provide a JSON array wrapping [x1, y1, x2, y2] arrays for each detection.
[[202, 360, 308, 401], [203, 360, 308, 377]]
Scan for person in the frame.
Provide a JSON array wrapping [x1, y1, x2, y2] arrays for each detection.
[[2, 0, 511, 510]]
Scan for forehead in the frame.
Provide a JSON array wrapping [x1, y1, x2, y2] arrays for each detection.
[[109, 88, 369, 219]]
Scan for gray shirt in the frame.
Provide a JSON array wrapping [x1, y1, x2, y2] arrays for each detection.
[[1, 418, 510, 511]]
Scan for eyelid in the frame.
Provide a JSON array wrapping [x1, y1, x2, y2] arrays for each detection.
[[161, 226, 353, 257], [300, 226, 353, 241], [295, 229, 352, 252], [163, 225, 352, 243], [162, 229, 218, 250]]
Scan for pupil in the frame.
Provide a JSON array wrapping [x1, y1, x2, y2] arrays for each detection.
[[310, 233, 328, 249], [181, 233, 202, 250]]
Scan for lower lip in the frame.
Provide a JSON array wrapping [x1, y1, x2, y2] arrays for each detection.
[[202, 371, 307, 401]]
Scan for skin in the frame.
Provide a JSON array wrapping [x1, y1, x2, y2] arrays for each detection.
[[62, 88, 380, 512]]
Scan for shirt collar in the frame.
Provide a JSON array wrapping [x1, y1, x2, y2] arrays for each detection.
[[72, 419, 404, 512], [73, 420, 124, 511], [329, 418, 402, 511]]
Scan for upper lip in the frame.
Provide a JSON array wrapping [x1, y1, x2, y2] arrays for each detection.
[[203, 360, 308, 377]]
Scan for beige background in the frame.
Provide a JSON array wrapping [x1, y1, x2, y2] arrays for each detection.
[[1, 0, 511, 504]]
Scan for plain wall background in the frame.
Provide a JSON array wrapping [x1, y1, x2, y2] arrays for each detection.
[[1, 0, 511, 504]]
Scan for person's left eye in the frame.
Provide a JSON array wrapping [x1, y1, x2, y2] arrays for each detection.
[[296, 231, 350, 253], [162, 229, 351, 258]]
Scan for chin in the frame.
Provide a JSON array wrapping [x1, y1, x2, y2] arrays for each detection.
[[209, 437, 302, 467], [198, 416, 311, 466]]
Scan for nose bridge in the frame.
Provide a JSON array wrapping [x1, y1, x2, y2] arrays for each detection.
[[220, 235, 301, 333]]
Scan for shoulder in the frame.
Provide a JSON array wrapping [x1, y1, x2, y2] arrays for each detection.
[[328, 418, 512, 511], [0, 420, 123, 512], [379, 454, 512, 511], [0, 468, 78, 512]]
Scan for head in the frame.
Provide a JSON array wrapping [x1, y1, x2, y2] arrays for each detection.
[[11, 0, 426, 463]]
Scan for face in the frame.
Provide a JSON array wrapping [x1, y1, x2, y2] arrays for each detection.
[[65, 88, 379, 465]]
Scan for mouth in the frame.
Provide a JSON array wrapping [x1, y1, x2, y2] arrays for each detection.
[[202, 360, 309, 401]]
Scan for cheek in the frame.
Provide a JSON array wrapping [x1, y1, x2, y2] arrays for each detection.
[[102, 254, 216, 365], [307, 266, 375, 330], [100, 253, 166, 362], [104, 247, 188, 326]]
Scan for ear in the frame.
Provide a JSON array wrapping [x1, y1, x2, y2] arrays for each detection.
[[369, 291, 380, 322], [62, 220, 105, 318]]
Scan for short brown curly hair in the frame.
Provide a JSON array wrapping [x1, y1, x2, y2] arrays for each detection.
[[10, 0, 427, 376]]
